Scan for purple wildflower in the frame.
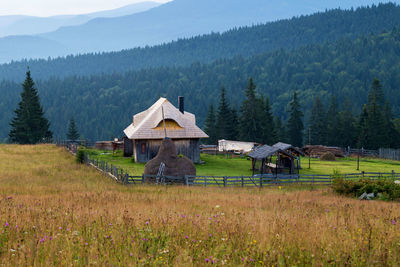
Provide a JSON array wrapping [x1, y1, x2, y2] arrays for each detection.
[[205, 258, 209, 263], [130, 253, 134, 257], [145, 221, 149, 225], [185, 235, 189, 239], [59, 227, 62, 230], [209, 234, 212, 237], [4, 222, 9, 227], [40, 238, 45, 243], [392, 220, 396, 225], [85, 242, 89, 245]]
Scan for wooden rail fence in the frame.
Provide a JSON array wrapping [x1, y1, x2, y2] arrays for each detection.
[[58, 142, 400, 187]]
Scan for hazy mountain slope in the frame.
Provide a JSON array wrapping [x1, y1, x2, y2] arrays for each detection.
[[1, 29, 400, 141], [0, 1, 161, 37], [0, 36, 70, 63], [1, 3, 399, 81], [0, 0, 397, 63], [43, 0, 396, 53]]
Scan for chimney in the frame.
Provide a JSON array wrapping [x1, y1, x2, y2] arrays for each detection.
[[178, 96, 184, 114]]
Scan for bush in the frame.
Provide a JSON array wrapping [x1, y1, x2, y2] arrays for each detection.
[[332, 178, 400, 201], [320, 152, 336, 161], [76, 149, 85, 164]]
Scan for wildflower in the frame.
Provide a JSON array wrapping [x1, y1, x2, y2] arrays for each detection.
[[392, 220, 396, 225], [40, 238, 45, 243], [215, 205, 220, 209], [49, 237, 53, 241], [205, 258, 210, 263], [209, 234, 212, 237], [130, 253, 134, 257], [145, 221, 149, 225], [278, 186, 282, 190], [109, 223, 112, 226], [59, 227, 62, 230], [185, 236, 189, 239], [67, 228, 70, 231], [4, 222, 9, 227], [85, 242, 89, 246]]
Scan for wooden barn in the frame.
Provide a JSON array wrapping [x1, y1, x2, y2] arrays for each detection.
[[123, 97, 208, 163]]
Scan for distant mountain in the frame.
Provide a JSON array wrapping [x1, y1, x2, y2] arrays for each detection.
[[1, 3, 400, 81], [0, 0, 397, 63], [0, 1, 161, 37]]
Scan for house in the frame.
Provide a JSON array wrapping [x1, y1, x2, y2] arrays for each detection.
[[218, 139, 257, 154], [123, 97, 208, 163]]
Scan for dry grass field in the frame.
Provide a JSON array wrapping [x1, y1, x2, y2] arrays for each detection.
[[1, 145, 400, 266]]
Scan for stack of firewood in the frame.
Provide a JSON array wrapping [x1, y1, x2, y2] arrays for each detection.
[[302, 145, 344, 158]]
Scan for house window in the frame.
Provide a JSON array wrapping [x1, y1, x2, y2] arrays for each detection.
[[141, 143, 146, 154]]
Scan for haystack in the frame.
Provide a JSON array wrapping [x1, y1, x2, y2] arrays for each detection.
[[144, 138, 196, 181]]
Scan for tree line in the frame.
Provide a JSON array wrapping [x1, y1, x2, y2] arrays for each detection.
[[2, 28, 400, 143], [0, 3, 400, 81], [204, 78, 400, 150]]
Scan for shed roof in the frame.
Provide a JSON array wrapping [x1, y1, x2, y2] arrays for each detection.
[[124, 98, 208, 140], [273, 142, 304, 156], [248, 145, 294, 160]]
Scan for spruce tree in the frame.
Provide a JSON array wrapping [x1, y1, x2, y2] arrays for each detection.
[[239, 78, 263, 142], [365, 79, 386, 149], [287, 91, 304, 147], [262, 97, 277, 144], [204, 103, 217, 144], [9, 70, 52, 144], [309, 97, 326, 145], [337, 98, 357, 147], [216, 87, 232, 140], [67, 117, 80, 140], [274, 116, 287, 143], [326, 96, 340, 146], [227, 107, 239, 140]]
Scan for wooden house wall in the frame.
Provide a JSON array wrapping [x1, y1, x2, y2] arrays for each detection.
[[133, 138, 201, 163]]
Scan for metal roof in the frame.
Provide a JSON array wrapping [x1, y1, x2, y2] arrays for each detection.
[[249, 144, 296, 160]]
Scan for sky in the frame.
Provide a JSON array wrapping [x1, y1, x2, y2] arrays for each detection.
[[0, 0, 171, 17]]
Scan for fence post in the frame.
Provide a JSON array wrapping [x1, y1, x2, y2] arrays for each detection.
[[241, 176, 244, 187], [392, 170, 395, 179], [185, 175, 189, 186], [142, 174, 145, 184], [260, 175, 263, 188], [223, 177, 227, 187], [205, 176, 207, 187], [362, 171, 365, 178]]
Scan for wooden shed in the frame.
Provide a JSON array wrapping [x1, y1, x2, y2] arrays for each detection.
[[123, 97, 208, 163]]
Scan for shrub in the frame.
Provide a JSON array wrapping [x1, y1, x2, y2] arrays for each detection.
[[332, 178, 400, 201], [76, 149, 85, 164], [320, 152, 336, 161]]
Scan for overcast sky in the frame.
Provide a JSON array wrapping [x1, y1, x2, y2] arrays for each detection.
[[0, 0, 171, 17]]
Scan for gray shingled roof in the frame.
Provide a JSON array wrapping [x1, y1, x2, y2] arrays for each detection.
[[248, 145, 280, 160], [273, 142, 304, 156]]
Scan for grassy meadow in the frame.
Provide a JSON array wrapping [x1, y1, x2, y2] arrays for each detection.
[[1, 145, 400, 265], [86, 149, 400, 176]]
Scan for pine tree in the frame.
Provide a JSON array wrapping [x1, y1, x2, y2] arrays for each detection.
[[239, 78, 263, 142], [262, 97, 277, 144], [67, 117, 80, 140], [326, 96, 340, 146], [287, 91, 304, 147], [227, 107, 239, 140], [274, 116, 287, 143], [337, 98, 357, 147], [358, 104, 370, 148], [216, 87, 232, 140], [365, 79, 386, 149], [204, 103, 217, 144], [309, 97, 326, 145], [9, 70, 52, 144]]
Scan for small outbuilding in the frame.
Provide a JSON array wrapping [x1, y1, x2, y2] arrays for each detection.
[[123, 97, 208, 163], [249, 142, 303, 175], [218, 139, 257, 154]]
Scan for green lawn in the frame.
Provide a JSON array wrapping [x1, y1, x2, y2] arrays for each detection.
[[84, 149, 400, 176]]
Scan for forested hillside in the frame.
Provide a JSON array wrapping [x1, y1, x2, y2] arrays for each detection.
[[1, 3, 400, 81], [1, 28, 400, 142]]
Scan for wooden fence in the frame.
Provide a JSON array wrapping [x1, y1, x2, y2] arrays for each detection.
[[58, 142, 400, 187]]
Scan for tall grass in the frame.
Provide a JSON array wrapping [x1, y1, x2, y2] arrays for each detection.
[[1, 145, 400, 265]]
